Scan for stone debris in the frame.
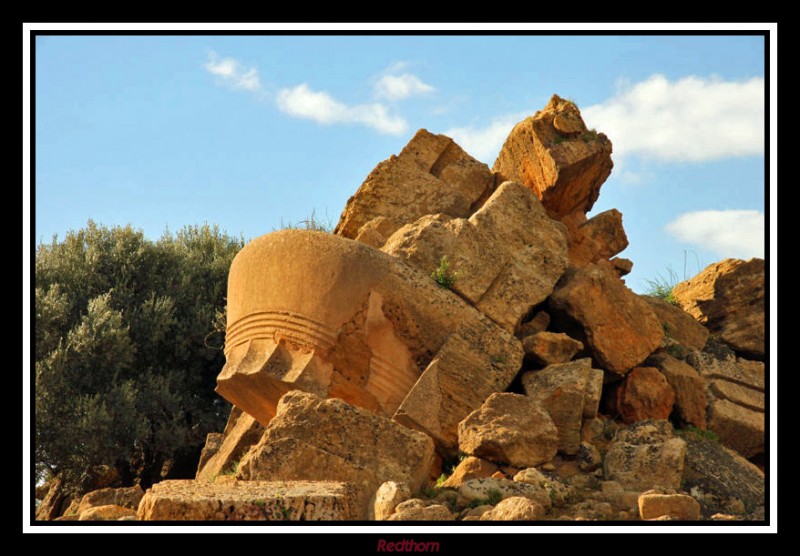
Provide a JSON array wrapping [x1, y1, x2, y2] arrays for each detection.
[[522, 332, 584, 366], [611, 366, 676, 424], [492, 95, 613, 218], [137, 480, 358, 521], [42, 94, 765, 524], [549, 264, 664, 376], [235, 391, 434, 517], [673, 258, 764, 359], [685, 341, 765, 458], [457, 393, 558, 468], [603, 420, 687, 492], [522, 358, 604, 455], [638, 490, 701, 520]]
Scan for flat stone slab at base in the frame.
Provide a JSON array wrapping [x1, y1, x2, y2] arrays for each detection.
[[137, 480, 359, 521]]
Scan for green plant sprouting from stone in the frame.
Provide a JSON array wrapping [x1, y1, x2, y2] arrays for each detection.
[[677, 425, 720, 442], [431, 256, 459, 290], [644, 267, 680, 306]]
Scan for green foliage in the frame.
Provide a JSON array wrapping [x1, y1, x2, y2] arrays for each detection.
[[467, 488, 504, 508], [551, 134, 568, 145], [666, 343, 689, 360], [420, 486, 439, 499], [485, 488, 503, 506], [277, 209, 334, 233], [581, 128, 599, 142], [35, 221, 244, 493], [222, 460, 240, 477], [677, 425, 719, 442], [431, 256, 459, 289], [644, 267, 680, 305]]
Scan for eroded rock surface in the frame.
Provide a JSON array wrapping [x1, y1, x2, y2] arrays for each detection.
[[673, 258, 764, 359], [492, 95, 613, 218], [522, 359, 603, 455], [336, 129, 495, 246], [458, 393, 558, 468], [685, 342, 764, 458], [138, 480, 358, 521], [604, 420, 686, 492], [236, 391, 434, 516], [218, 229, 522, 437], [549, 264, 663, 375]]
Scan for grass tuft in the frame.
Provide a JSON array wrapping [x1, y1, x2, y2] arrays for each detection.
[[467, 488, 504, 508], [581, 128, 599, 142], [431, 256, 459, 289], [278, 208, 334, 233], [644, 268, 680, 305], [677, 425, 719, 442]]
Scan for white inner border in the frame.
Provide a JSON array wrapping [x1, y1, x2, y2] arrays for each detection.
[[22, 21, 778, 535]]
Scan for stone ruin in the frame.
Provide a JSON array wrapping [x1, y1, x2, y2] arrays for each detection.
[[40, 95, 766, 522]]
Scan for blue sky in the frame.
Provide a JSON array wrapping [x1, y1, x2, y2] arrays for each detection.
[[34, 35, 766, 292]]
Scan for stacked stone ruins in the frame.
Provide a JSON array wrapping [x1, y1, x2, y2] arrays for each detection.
[[39, 95, 766, 522]]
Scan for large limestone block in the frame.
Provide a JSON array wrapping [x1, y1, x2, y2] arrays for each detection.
[[393, 322, 523, 456], [612, 367, 676, 424], [457, 393, 558, 468], [77, 485, 144, 515], [480, 496, 546, 521], [521, 358, 604, 455], [335, 129, 495, 246], [382, 181, 569, 332], [706, 400, 764, 459], [217, 229, 522, 429], [370, 481, 411, 520], [35, 477, 65, 521], [196, 433, 222, 475], [642, 296, 709, 351], [237, 391, 435, 516], [387, 504, 455, 521], [673, 258, 764, 359], [681, 433, 765, 516], [638, 492, 701, 520], [236, 437, 370, 504], [522, 331, 583, 365], [549, 263, 663, 375], [646, 353, 707, 429], [686, 342, 765, 390], [196, 406, 265, 481], [137, 480, 358, 521], [685, 343, 764, 458], [564, 209, 629, 267], [604, 420, 687, 492], [492, 95, 613, 218], [78, 505, 137, 521], [440, 457, 498, 489]]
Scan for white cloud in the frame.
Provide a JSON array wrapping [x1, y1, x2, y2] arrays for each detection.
[[375, 73, 435, 101], [582, 74, 764, 162], [446, 113, 527, 163], [276, 84, 407, 135], [665, 210, 764, 258], [205, 51, 261, 91]]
